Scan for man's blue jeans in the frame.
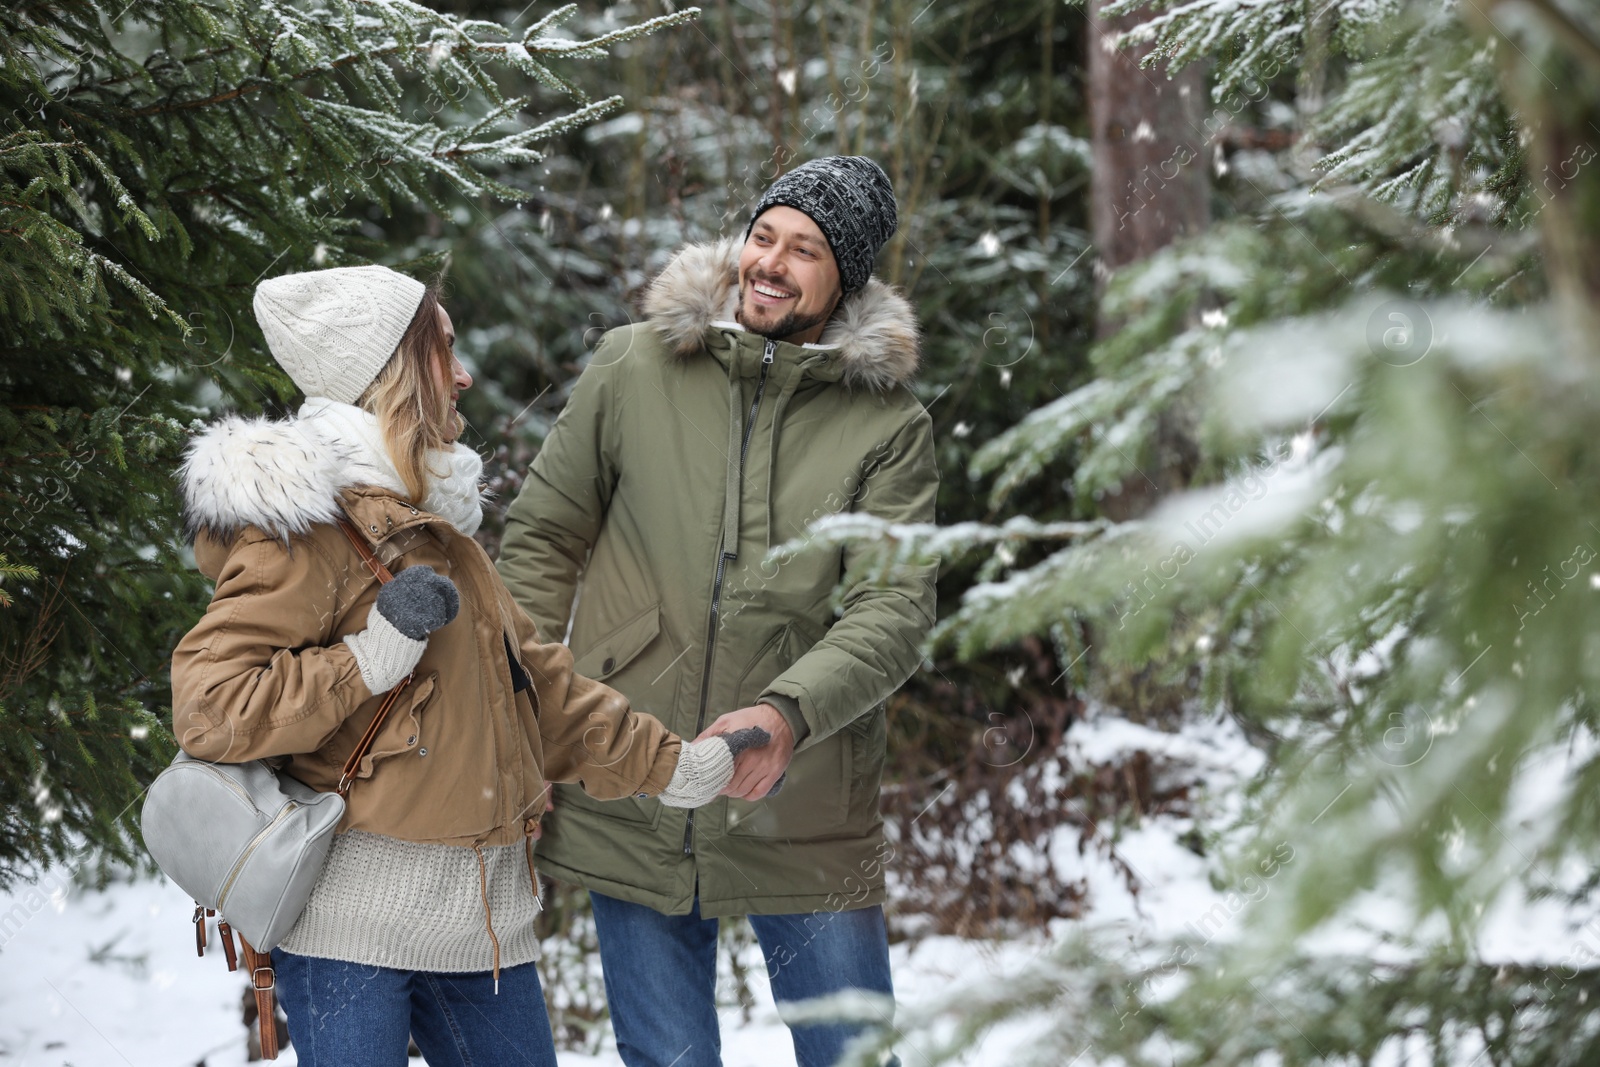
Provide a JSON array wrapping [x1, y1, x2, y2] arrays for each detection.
[[589, 891, 900, 1067], [271, 948, 559, 1067]]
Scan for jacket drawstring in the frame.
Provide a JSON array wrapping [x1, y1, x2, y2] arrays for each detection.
[[525, 836, 539, 904], [473, 844, 501, 993]]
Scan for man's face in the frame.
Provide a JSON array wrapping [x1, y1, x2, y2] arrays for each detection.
[[736, 206, 843, 344]]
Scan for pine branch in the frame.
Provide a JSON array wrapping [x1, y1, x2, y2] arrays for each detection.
[[0, 570, 63, 701], [125, 13, 702, 118]]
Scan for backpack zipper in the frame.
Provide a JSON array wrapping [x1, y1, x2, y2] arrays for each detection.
[[185, 761, 257, 813], [216, 800, 299, 913], [683, 338, 776, 857]]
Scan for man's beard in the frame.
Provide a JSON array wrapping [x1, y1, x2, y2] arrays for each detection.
[[735, 282, 833, 342]]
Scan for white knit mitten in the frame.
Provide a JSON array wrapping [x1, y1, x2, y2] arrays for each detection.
[[658, 727, 772, 808], [343, 566, 459, 694], [343, 611, 426, 693]]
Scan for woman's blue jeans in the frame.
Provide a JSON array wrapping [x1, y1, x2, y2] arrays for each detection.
[[589, 891, 901, 1067], [271, 948, 558, 1067]]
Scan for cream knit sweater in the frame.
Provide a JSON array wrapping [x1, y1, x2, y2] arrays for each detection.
[[277, 830, 542, 975]]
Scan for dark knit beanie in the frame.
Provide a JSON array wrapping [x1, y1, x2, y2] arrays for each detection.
[[745, 156, 897, 294]]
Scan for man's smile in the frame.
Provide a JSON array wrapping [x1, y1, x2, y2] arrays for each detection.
[[749, 278, 797, 305]]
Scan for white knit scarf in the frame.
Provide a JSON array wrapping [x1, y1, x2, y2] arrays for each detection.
[[298, 396, 486, 536]]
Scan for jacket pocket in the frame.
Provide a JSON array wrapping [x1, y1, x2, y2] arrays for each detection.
[[724, 728, 850, 840], [572, 603, 661, 682], [725, 623, 850, 840], [354, 671, 438, 778], [551, 781, 664, 828], [554, 604, 666, 828], [843, 701, 887, 836], [734, 623, 792, 708]]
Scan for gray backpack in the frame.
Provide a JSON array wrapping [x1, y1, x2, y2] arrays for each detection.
[[141, 755, 345, 951]]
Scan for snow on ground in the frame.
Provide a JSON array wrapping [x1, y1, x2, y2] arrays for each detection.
[[0, 707, 1591, 1065], [0, 865, 1051, 1067], [1059, 704, 1267, 941], [0, 870, 262, 1067]]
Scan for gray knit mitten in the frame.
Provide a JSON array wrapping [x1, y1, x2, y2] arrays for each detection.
[[343, 566, 460, 693], [658, 727, 771, 808]]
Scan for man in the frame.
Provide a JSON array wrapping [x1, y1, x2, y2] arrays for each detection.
[[498, 155, 938, 1067]]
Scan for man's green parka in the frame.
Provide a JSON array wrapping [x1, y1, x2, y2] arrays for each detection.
[[498, 239, 939, 919]]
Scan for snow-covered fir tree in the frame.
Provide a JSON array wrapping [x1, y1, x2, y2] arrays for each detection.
[[0, 0, 695, 884], [809, 0, 1600, 1062]]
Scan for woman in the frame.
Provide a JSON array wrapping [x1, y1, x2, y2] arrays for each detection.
[[171, 265, 756, 1066]]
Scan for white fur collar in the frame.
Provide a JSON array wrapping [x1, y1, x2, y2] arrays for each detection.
[[640, 238, 921, 392], [181, 399, 486, 541]]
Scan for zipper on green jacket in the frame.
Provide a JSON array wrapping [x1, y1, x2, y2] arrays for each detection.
[[683, 338, 776, 857]]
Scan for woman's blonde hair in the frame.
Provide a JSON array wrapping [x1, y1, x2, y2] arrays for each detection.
[[356, 284, 460, 503]]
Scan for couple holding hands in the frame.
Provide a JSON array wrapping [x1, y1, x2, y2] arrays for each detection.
[[171, 155, 938, 1067]]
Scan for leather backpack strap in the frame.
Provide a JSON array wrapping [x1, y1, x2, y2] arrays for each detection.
[[337, 516, 395, 582], [216, 918, 239, 972], [238, 934, 279, 1060], [335, 517, 413, 796], [336, 682, 411, 795]]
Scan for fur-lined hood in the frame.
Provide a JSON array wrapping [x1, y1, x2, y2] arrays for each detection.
[[180, 412, 373, 543], [640, 239, 920, 392], [179, 402, 484, 543]]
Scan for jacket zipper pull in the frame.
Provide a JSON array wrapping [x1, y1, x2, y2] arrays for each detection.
[[763, 338, 776, 365]]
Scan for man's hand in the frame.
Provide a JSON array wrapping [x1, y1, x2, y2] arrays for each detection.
[[696, 703, 795, 800]]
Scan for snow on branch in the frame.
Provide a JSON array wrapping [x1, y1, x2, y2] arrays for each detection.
[[1102, 0, 1401, 85], [772, 512, 1110, 569]]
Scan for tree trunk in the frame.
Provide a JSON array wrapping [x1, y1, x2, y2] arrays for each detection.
[[1086, 0, 1210, 528], [1087, 0, 1210, 308], [1082, 2, 1213, 722]]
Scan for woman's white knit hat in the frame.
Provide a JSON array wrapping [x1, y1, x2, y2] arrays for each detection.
[[253, 265, 427, 403]]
